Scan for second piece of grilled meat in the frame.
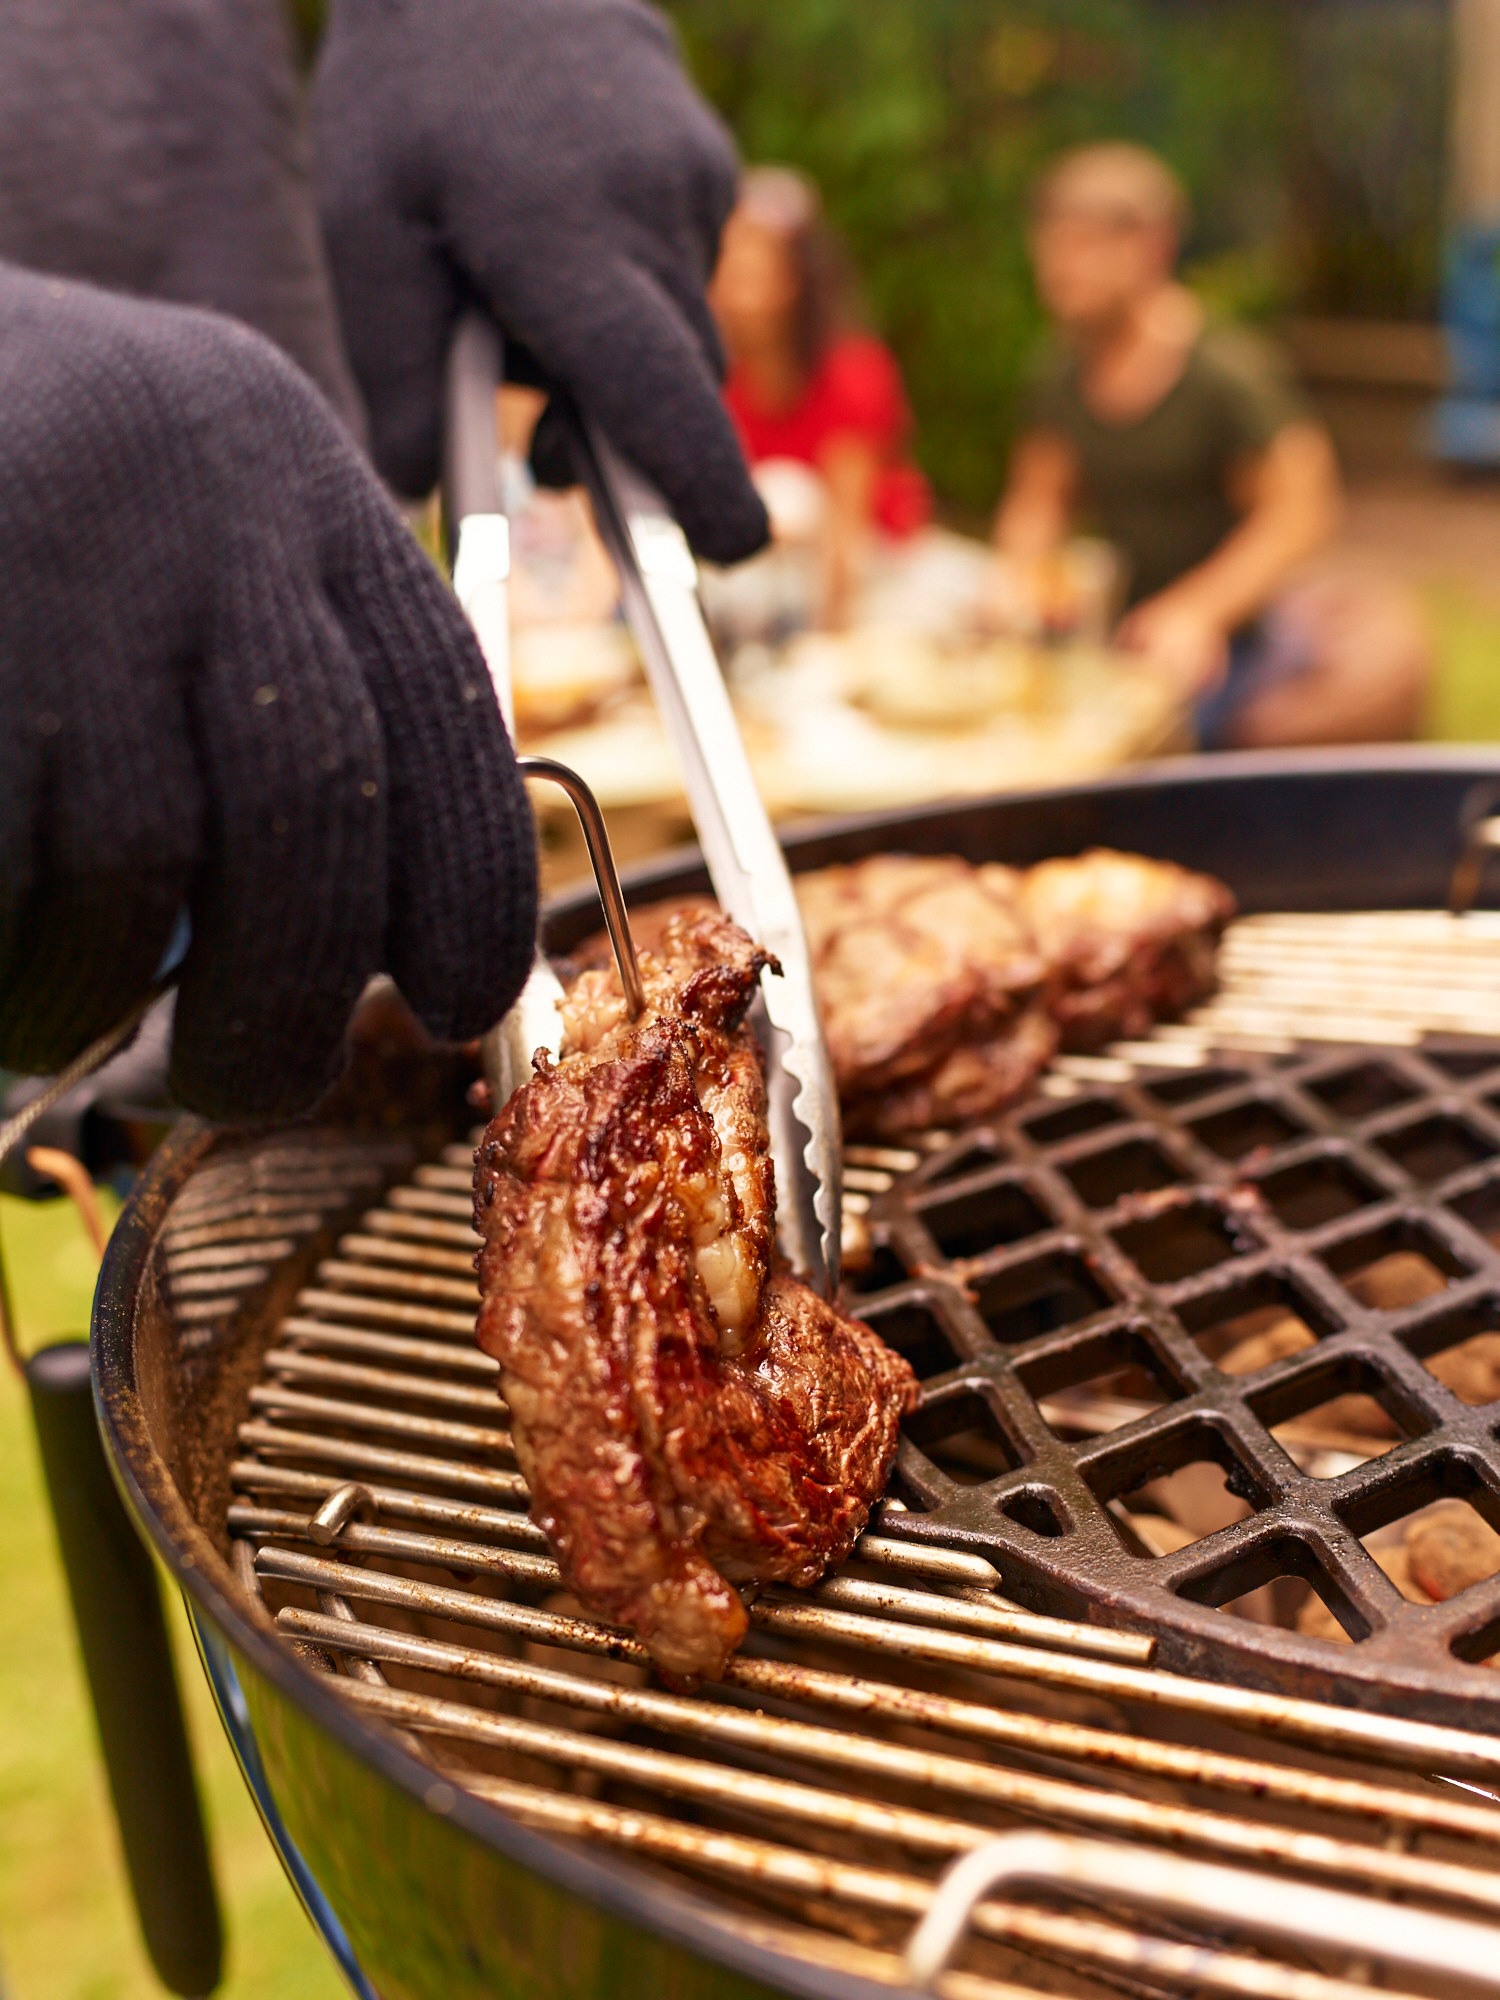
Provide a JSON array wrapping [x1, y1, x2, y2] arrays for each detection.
[[564, 849, 1232, 1140], [795, 855, 1056, 1138], [473, 909, 916, 1682], [796, 848, 1232, 1130], [1017, 849, 1235, 1052]]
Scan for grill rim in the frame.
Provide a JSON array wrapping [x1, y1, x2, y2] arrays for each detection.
[[91, 747, 1500, 2000], [539, 744, 1500, 958]]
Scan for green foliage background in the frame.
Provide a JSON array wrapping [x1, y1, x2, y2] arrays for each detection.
[[287, 0, 1450, 513], [661, 0, 1449, 514]]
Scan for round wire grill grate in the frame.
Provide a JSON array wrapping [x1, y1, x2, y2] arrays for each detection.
[[218, 1108, 1500, 2000], [860, 1034, 1500, 1716], [202, 978, 1500, 1995]]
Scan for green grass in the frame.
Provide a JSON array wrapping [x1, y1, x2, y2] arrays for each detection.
[[1423, 583, 1500, 744], [0, 1193, 344, 2000]]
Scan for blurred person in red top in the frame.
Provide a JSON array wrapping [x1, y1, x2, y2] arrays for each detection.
[[713, 167, 930, 630]]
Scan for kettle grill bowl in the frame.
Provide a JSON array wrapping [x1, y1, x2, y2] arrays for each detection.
[[92, 749, 1500, 2000]]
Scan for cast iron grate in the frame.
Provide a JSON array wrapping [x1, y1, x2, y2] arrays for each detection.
[[856, 1034, 1500, 1720]]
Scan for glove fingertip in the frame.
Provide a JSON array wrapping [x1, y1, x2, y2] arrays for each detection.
[[166, 1040, 344, 1126], [530, 400, 770, 564], [683, 483, 771, 567]]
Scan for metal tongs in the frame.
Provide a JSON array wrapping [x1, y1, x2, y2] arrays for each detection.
[[443, 314, 841, 1293]]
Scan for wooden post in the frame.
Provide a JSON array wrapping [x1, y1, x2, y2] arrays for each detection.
[[1452, 0, 1500, 219]]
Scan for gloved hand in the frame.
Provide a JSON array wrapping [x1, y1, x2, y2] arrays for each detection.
[[0, 0, 364, 434], [0, 262, 537, 1123], [313, 0, 769, 565]]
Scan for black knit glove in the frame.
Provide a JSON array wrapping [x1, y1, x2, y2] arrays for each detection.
[[0, 263, 537, 1122], [0, 0, 364, 433], [313, 0, 768, 565]]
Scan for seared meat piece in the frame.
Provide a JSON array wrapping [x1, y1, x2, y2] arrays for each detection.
[[794, 856, 1055, 1137], [473, 908, 915, 1682], [851, 1008, 1058, 1142], [1017, 849, 1234, 1051], [567, 847, 1232, 1141]]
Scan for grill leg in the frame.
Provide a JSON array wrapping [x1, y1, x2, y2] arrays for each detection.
[[26, 1340, 223, 1997]]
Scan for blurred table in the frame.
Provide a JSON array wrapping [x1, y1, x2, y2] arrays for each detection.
[[517, 626, 1187, 892]]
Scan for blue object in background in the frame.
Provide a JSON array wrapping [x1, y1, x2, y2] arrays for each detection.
[[1431, 216, 1500, 466]]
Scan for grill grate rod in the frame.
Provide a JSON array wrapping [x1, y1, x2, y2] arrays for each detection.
[[251, 1543, 1500, 1782], [261, 1352, 501, 1410], [358, 1208, 478, 1248], [272, 1321, 494, 1373], [229, 1460, 550, 1544], [288, 1288, 479, 1337], [240, 1517, 1143, 1662], [334, 1233, 479, 1275], [309, 1259, 478, 1302], [1183, 910, 1500, 1044], [241, 1534, 1500, 1841], [236, 1422, 531, 1502], [355, 1749, 1440, 2000], [277, 1604, 1500, 1917], [230, 1459, 1013, 1592], [246, 1385, 516, 1456]]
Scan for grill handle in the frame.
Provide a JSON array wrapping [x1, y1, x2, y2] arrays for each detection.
[[26, 1340, 223, 1997]]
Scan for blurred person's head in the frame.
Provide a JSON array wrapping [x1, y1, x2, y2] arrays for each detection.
[[1028, 144, 1188, 336], [711, 166, 853, 379]]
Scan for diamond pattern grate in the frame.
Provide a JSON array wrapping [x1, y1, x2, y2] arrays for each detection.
[[853, 1038, 1500, 1721]]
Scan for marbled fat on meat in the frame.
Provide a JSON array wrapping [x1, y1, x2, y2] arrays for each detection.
[[473, 909, 916, 1682]]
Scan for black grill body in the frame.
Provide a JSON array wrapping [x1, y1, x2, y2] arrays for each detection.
[[93, 749, 1500, 2000]]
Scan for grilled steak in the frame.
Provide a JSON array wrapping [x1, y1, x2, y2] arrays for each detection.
[[1017, 849, 1235, 1052], [794, 855, 1054, 1138], [565, 849, 1232, 1140], [797, 849, 1231, 1127], [473, 908, 916, 1682]]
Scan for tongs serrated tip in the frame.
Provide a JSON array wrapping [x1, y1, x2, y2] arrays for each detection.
[[565, 411, 842, 1295]]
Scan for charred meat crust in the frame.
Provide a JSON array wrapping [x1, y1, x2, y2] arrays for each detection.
[[1017, 850, 1236, 1053], [474, 909, 916, 1683]]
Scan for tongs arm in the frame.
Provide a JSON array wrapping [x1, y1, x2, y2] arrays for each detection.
[[564, 411, 842, 1293], [442, 318, 842, 1293], [442, 316, 567, 1103], [443, 314, 514, 726]]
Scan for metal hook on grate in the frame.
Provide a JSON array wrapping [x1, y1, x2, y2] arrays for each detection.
[[1449, 780, 1500, 917], [308, 1482, 376, 1546], [519, 755, 645, 1019], [1449, 815, 1500, 918], [903, 1831, 1500, 1993]]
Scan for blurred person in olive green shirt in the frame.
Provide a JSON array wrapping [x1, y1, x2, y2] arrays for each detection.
[[986, 143, 1429, 748]]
